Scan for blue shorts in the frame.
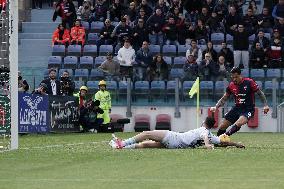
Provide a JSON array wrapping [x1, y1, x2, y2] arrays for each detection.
[[224, 106, 254, 124]]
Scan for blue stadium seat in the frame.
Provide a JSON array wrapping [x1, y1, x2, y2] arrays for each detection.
[[52, 45, 65, 56], [74, 80, 85, 90], [112, 21, 119, 27], [266, 69, 281, 80], [58, 69, 73, 78], [99, 45, 113, 56], [166, 80, 180, 100], [83, 45, 97, 57], [134, 81, 150, 101], [264, 33, 271, 40], [169, 68, 184, 80], [74, 69, 89, 80], [249, 34, 255, 43], [79, 56, 94, 69], [163, 56, 172, 65], [89, 68, 104, 80], [150, 81, 166, 101], [94, 56, 106, 67], [48, 56, 62, 69], [177, 45, 190, 56], [44, 69, 49, 79], [81, 21, 90, 31], [162, 45, 177, 57], [107, 80, 118, 100], [63, 56, 78, 69], [255, 81, 263, 90], [86, 80, 99, 93], [88, 33, 100, 45], [200, 81, 214, 98], [118, 80, 132, 101], [149, 45, 161, 54], [211, 33, 225, 44], [250, 69, 265, 81], [90, 21, 104, 33], [198, 45, 207, 51], [264, 81, 279, 102], [241, 69, 249, 77], [173, 57, 186, 68], [213, 44, 222, 53], [67, 45, 81, 56], [226, 34, 233, 45], [182, 81, 195, 99], [214, 80, 229, 99]]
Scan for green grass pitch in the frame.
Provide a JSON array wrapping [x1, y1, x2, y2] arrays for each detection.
[[1, 133, 284, 189]]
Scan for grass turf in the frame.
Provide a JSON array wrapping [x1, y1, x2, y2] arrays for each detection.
[[0, 133, 284, 189]]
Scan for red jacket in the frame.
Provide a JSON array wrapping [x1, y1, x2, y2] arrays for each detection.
[[52, 28, 70, 45], [70, 26, 85, 45], [0, 0, 6, 9]]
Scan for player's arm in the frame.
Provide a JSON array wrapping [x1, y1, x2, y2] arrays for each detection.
[[256, 89, 269, 114], [218, 141, 245, 148], [203, 135, 214, 150], [210, 93, 230, 112]]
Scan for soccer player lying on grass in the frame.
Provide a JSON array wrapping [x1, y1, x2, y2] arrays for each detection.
[[109, 117, 244, 149]]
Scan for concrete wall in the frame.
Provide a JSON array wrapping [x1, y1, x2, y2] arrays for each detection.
[[112, 106, 278, 133]]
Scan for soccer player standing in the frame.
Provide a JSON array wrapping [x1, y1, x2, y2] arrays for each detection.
[[210, 67, 270, 136]]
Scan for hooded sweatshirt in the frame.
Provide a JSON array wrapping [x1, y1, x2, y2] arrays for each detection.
[[117, 46, 136, 66]]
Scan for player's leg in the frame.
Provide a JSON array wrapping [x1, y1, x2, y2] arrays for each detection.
[[125, 140, 164, 149], [123, 130, 168, 146], [217, 107, 239, 136], [225, 115, 248, 136], [217, 119, 232, 136]]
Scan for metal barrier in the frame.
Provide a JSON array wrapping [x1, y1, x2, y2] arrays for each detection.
[[277, 102, 284, 132]]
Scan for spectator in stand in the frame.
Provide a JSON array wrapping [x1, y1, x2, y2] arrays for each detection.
[[243, 8, 258, 32], [73, 86, 88, 108], [135, 41, 154, 80], [52, 23, 70, 47], [77, 0, 84, 7], [97, 19, 115, 47], [184, 0, 202, 23], [206, 11, 224, 34], [146, 54, 169, 81], [228, 0, 245, 16], [77, 0, 93, 23], [213, 0, 228, 22], [228, 24, 255, 69], [250, 42, 267, 68], [162, 16, 179, 45], [167, 6, 181, 21], [98, 52, 121, 81], [176, 13, 187, 45], [199, 53, 217, 81], [93, 0, 108, 21], [194, 19, 208, 45], [257, 7, 274, 33], [32, 83, 48, 96], [183, 53, 199, 81], [274, 17, 284, 36], [183, 21, 196, 45], [270, 28, 283, 44], [112, 17, 133, 46], [137, 0, 153, 17], [198, 7, 210, 25], [169, 0, 183, 13], [186, 39, 203, 64], [225, 6, 242, 33], [146, 8, 165, 45], [252, 30, 270, 53], [202, 41, 217, 62], [268, 36, 282, 68], [59, 70, 75, 96], [154, 0, 169, 16], [110, 0, 126, 21], [135, 8, 149, 25], [125, 2, 137, 22], [40, 68, 61, 96], [272, 0, 284, 20], [133, 18, 149, 50], [70, 20, 86, 46], [53, 0, 77, 29], [215, 55, 230, 81], [203, 0, 216, 14], [18, 71, 29, 93], [248, 0, 259, 15], [218, 42, 234, 69], [117, 39, 136, 79]]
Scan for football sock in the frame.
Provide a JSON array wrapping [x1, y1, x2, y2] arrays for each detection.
[[217, 129, 226, 136], [122, 137, 136, 147], [225, 124, 240, 136], [123, 144, 136, 149]]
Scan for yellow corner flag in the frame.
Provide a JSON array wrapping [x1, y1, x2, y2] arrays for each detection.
[[188, 77, 200, 98]]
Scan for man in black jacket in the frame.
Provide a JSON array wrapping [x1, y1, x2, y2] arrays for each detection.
[[40, 68, 61, 96]]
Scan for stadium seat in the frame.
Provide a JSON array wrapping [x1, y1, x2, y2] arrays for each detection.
[[88, 33, 100, 45], [264, 80, 279, 93], [58, 69, 73, 78], [90, 21, 104, 33], [106, 80, 118, 101], [163, 56, 172, 66], [214, 80, 229, 100], [149, 45, 161, 54], [67, 45, 82, 57], [79, 56, 94, 69], [162, 45, 177, 57], [110, 114, 124, 132], [134, 114, 150, 132], [166, 80, 181, 101], [81, 21, 90, 31], [48, 56, 62, 69], [94, 56, 106, 67], [200, 81, 214, 99], [280, 81, 284, 101], [112, 21, 119, 27], [86, 80, 99, 93], [207, 108, 219, 128], [74, 80, 85, 90], [83, 45, 97, 57], [150, 81, 166, 102], [169, 68, 184, 80], [118, 80, 132, 101], [226, 34, 233, 45], [250, 69, 265, 81], [213, 44, 222, 53], [177, 45, 190, 56], [248, 108, 259, 128], [63, 56, 78, 69], [155, 114, 171, 130], [198, 44, 207, 51], [89, 68, 104, 80], [182, 81, 195, 100], [266, 69, 281, 80], [249, 34, 255, 44], [74, 69, 89, 81], [173, 57, 186, 68], [241, 69, 249, 77], [43, 69, 49, 79], [264, 32, 271, 40], [134, 81, 150, 102], [52, 45, 65, 56], [211, 33, 224, 44], [99, 45, 113, 56]]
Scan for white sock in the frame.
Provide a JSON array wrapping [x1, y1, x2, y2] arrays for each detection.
[[123, 144, 136, 149], [122, 137, 136, 147]]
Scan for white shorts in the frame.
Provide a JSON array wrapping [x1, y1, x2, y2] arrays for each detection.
[[161, 131, 185, 149]]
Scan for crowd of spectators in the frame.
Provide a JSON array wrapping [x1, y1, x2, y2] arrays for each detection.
[[48, 0, 283, 83]]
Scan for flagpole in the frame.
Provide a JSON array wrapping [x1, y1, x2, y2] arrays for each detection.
[[196, 77, 199, 128]]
